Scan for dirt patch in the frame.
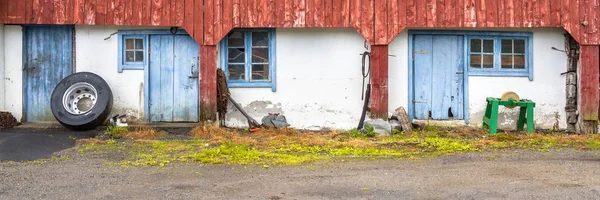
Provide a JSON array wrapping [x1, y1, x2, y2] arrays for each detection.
[[0, 112, 20, 129]]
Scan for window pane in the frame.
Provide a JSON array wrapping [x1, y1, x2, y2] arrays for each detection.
[[252, 48, 269, 63], [514, 55, 525, 69], [228, 48, 245, 63], [135, 39, 144, 50], [482, 55, 494, 68], [252, 32, 269, 46], [228, 31, 245, 47], [126, 51, 135, 62], [483, 39, 494, 53], [228, 65, 246, 80], [126, 39, 134, 50], [135, 51, 144, 62], [501, 55, 513, 69], [470, 54, 482, 68], [470, 39, 481, 53], [251, 64, 269, 81], [514, 39, 525, 53], [501, 39, 513, 53]]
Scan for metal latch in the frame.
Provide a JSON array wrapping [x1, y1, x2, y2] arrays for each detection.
[[413, 50, 428, 54], [456, 72, 464, 74], [413, 100, 427, 103]]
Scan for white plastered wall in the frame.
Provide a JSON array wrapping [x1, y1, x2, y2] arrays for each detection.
[[225, 28, 368, 130], [389, 28, 568, 129], [75, 26, 153, 120], [3, 25, 23, 121]]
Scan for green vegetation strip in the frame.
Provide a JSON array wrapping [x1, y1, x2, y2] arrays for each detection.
[[76, 130, 600, 167]]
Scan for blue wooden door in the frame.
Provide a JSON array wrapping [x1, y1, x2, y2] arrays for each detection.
[[23, 26, 73, 122], [413, 35, 464, 120], [148, 34, 199, 122]]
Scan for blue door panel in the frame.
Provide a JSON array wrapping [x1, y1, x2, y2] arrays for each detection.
[[148, 34, 199, 122], [413, 35, 433, 120], [24, 26, 73, 122], [413, 35, 464, 120]]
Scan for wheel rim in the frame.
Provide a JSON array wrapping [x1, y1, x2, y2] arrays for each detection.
[[62, 82, 98, 115]]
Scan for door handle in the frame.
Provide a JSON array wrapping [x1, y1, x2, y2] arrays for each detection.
[[189, 60, 199, 78]]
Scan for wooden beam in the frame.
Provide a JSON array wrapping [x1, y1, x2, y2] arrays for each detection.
[[369, 45, 389, 119], [200, 45, 218, 122], [579, 45, 599, 121]]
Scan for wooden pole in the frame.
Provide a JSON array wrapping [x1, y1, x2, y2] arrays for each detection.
[[369, 45, 389, 119], [578, 45, 599, 133]]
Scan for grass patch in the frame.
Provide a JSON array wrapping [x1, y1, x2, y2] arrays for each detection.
[[75, 125, 600, 167]]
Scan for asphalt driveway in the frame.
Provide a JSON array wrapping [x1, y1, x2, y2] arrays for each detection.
[[0, 128, 97, 161]]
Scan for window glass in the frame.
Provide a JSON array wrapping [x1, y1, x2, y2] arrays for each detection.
[[124, 38, 144, 63], [469, 37, 528, 71], [223, 30, 274, 85]]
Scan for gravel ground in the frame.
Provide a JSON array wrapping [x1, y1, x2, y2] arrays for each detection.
[[1, 149, 599, 199]]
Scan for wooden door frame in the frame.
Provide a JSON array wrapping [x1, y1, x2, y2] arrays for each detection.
[[408, 31, 470, 124]]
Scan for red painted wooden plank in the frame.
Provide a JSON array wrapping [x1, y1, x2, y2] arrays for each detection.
[[0, 0, 7, 23], [247, 0, 255, 27], [232, 0, 240, 26], [184, 0, 194, 35], [114, 0, 125, 25], [255, 0, 265, 27], [266, 0, 276, 27], [96, 0, 107, 25], [124, 0, 133, 25], [485, 0, 497, 27], [522, 0, 533, 27], [369, 45, 389, 119], [325, 0, 333, 27], [590, 0, 600, 44], [305, 0, 314, 26], [549, 0, 561, 26], [455, 0, 463, 27], [361, 0, 374, 43], [579, 45, 600, 120], [8, 0, 26, 23], [314, 0, 325, 27], [444, 0, 454, 27], [539, 0, 550, 26], [24, 0, 33, 23], [374, 0, 387, 44], [66, 0, 76, 23], [239, 0, 247, 27], [193, 0, 203, 44], [426, 0, 436, 27], [106, 0, 115, 24], [570, 0, 580, 42], [55, 0, 66, 24], [513, 0, 523, 26], [199, 45, 218, 121], [332, 0, 342, 27], [406, 0, 415, 26], [475, 0, 486, 27], [141, 0, 150, 25], [350, 0, 361, 29], [293, 0, 306, 27], [42, 0, 53, 24], [533, 0, 541, 26], [205, 0, 215, 44], [398, 0, 407, 28], [580, 0, 591, 44], [504, 0, 514, 27], [173, 0, 184, 26], [561, 0, 571, 33], [6, 0, 18, 23], [214, 0, 223, 42], [282, 0, 292, 27], [341, 0, 350, 26], [73, 0, 83, 24], [497, 0, 505, 26], [151, 0, 162, 25], [387, 0, 399, 43], [416, 0, 427, 26], [223, 0, 234, 34], [437, 0, 446, 27], [162, 0, 171, 25], [464, 0, 476, 27], [84, 0, 96, 24], [275, 0, 284, 26]]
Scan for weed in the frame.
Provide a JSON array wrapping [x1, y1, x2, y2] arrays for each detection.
[[124, 126, 164, 139], [106, 126, 128, 138]]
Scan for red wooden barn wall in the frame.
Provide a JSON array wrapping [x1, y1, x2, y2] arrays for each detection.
[[1, 0, 600, 45]]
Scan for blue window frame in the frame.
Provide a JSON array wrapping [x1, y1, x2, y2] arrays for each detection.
[[467, 34, 533, 79], [220, 29, 276, 91], [118, 33, 148, 72]]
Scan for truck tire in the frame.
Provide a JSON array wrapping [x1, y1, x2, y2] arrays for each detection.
[[51, 72, 113, 130]]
